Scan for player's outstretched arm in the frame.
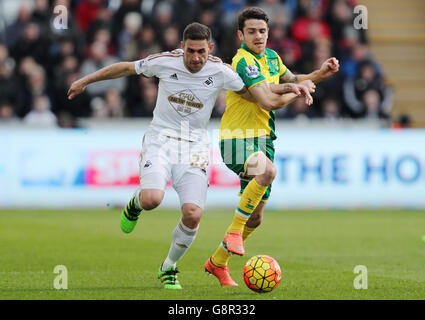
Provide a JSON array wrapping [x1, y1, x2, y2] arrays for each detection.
[[249, 81, 313, 111], [280, 58, 340, 84], [67, 61, 136, 100]]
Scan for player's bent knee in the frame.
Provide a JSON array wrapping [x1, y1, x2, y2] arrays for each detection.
[[140, 191, 163, 210], [182, 203, 202, 229]]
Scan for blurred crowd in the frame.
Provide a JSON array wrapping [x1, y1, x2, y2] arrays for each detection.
[[0, 0, 395, 127]]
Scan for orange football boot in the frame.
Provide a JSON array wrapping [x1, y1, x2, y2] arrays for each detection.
[[204, 257, 238, 287], [223, 231, 245, 256]]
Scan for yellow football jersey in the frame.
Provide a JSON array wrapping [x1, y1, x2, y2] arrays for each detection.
[[219, 42, 287, 140]]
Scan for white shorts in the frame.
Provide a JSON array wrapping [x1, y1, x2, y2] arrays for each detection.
[[138, 131, 209, 209]]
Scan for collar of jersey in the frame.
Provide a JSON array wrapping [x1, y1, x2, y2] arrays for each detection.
[[241, 42, 265, 60]]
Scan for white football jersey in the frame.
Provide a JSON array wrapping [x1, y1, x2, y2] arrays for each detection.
[[134, 49, 245, 143]]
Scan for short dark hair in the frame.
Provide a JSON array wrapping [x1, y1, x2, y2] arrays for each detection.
[[238, 7, 269, 31], [183, 22, 211, 42]]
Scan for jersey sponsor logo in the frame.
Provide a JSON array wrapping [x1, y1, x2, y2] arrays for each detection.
[[245, 65, 260, 78], [144, 160, 152, 168], [136, 59, 146, 70], [170, 73, 178, 80], [167, 89, 204, 116], [204, 76, 214, 87]]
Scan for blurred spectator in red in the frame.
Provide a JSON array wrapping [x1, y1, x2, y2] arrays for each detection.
[[75, 0, 106, 33], [23, 94, 57, 127], [267, 23, 301, 71], [392, 114, 412, 129], [292, 1, 331, 43]]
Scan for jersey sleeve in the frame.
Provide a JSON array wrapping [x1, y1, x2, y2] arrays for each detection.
[[221, 63, 245, 92], [134, 56, 157, 77], [235, 57, 266, 89]]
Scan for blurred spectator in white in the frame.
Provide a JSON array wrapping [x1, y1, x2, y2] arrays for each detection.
[[23, 94, 57, 126], [80, 41, 125, 97], [343, 60, 393, 118], [118, 12, 143, 60]]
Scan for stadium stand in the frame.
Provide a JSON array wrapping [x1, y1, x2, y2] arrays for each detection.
[[0, 0, 416, 127]]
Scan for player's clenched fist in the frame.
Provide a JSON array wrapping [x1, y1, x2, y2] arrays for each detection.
[[67, 79, 87, 100]]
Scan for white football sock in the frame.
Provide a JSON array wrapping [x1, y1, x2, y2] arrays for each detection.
[[161, 219, 199, 271]]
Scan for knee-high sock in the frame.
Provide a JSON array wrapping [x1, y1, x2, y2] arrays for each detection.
[[226, 178, 268, 234], [162, 219, 199, 271]]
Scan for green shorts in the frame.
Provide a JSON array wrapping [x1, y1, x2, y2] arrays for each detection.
[[219, 137, 275, 201]]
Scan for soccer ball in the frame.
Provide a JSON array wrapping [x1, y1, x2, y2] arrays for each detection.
[[243, 255, 281, 293]]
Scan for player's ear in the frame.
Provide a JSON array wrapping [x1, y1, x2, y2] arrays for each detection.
[[237, 29, 244, 42], [180, 41, 185, 50], [208, 42, 214, 53]]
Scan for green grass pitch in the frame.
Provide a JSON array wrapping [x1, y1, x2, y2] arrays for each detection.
[[1, 208, 424, 300]]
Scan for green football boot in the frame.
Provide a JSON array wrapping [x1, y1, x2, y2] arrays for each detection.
[[120, 196, 142, 233], [158, 265, 182, 290]]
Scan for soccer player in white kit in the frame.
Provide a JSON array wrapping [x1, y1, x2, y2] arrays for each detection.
[[68, 22, 313, 289], [68, 23, 247, 289]]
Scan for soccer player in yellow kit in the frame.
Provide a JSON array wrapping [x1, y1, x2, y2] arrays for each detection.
[[205, 7, 340, 286]]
